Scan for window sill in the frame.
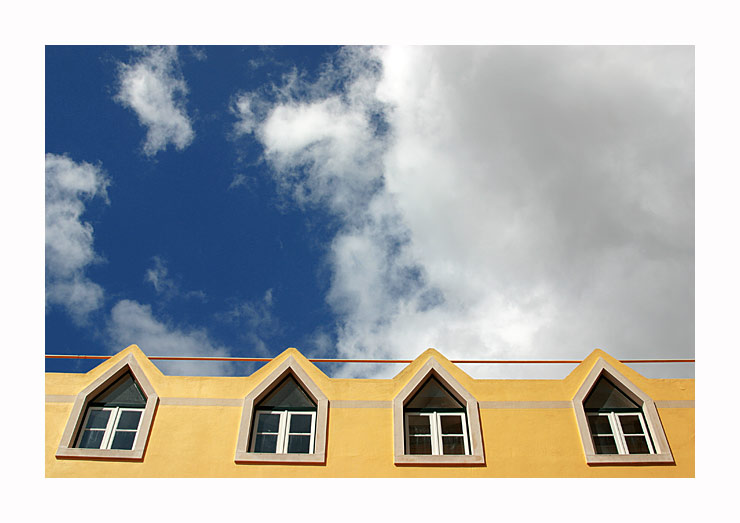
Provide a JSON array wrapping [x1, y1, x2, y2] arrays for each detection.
[[234, 451, 326, 464], [55, 447, 145, 461], [394, 454, 485, 466], [585, 453, 675, 465]]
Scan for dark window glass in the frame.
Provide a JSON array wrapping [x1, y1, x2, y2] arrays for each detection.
[[287, 435, 311, 454], [85, 409, 111, 429], [406, 376, 464, 410], [587, 414, 613, 435], [584, 377, 640, 410], [254, 434, 278, 453], [257, 376, 316, 409], [91, 373, 146, 407], [439, 415, 463, 435], [408, 436, 432, 455], [79, 430, 105, 449], [441, 436, 466, 455], [593, 435, 618, 454], [256, 413, 281, 433], [289, 414, 313, 434], [110, 431, 136, 450], [625, 436, 651, 454], [407, 414, 431, 436], [618, 415, 644, 435], [117, 410, 142, 430]]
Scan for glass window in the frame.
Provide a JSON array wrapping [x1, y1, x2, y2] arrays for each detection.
[[404, 377, 470, 456], [249, 375, 318, 454], [75, 373, 147, 451], [584, 377, 655, 456]]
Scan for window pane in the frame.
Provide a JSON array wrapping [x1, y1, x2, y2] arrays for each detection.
[[619, 415, 645, 435], [406, 377, 464, 409], [439, 415, 463, 435], [78, 429, 105, 449], [92, 373, 146, 407], [407, 414, 431, 435], [287, 435, 311, 454], [587, 414, 612, 435], [257, 376, 316, 409], [625, 436, 651, 454], [256, 413, 281, 433], [110, 431, 136, 450], [85, 409, 111, 429], [584, 376, 639, 410], [117, 410, 142, 430], [441, 436, 466, 455], [592, 435, 618, 454], [289, 414, 313, 434], [254, 434, 278, 453], [408, 436, 432, 455]]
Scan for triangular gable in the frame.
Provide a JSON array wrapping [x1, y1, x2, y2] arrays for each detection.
[[234, 352, 329, 464], [393, 353, 484, 465], [56, 350, 159, 460], [572, 356, 674, 464]]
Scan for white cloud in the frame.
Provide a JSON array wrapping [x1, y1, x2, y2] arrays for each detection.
[[45, 153, 109, 322], [115, 46, 194, 156], [108, 299, 232, 376], [237, 46, 694, 378], [144, 255, 205, 302], [145, 255, 174, 294]]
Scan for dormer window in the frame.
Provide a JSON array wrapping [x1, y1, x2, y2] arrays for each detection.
[[250, 375, 317, 454], [393, 358, 484, 465], [76, 372, 147, 450], [234, 355, 329, 464], [56, 353, 159, 460], [572, 358, 674, 464], [584, 376, 654, 455], [404, 376, 470, 456]]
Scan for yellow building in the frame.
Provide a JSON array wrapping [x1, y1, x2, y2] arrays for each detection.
[[45, 345, 694, 477]]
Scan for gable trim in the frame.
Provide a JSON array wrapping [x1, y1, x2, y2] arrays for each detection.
[[572, 358, 674, 465], [55, 354, 159, 460]]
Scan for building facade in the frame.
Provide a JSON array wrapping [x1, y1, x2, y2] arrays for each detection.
[[45, 345, 694, 477]]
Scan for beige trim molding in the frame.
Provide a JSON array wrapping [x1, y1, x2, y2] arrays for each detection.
[[159, 397, 243, 407], [479, 401, 573, 409], [331, 400, 391, 409], [234, 356, 329, 464], [46, 395, 77, 403], [393, 358, 485, 465], [572, 358, 674, 465], [655, 400, 695, 409], [55, 354, 159, 461]]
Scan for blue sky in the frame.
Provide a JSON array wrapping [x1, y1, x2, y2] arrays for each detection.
[[45, 45, 696, 379]]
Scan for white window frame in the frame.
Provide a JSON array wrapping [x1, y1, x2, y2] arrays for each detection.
[[76, 406, 145, 451], [572, 358, 674, 464], [250, 410, 316, 454], [404, 411, 470, 456], [587, 411, 655, 455]]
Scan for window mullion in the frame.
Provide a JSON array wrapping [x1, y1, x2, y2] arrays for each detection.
[[609, 412, 627, 454], [278, 411, 288, 453], [431, 412, 441, 456], [101, 407, 119, 450]]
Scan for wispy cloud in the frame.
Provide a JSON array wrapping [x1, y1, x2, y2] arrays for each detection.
[[221, 289, 280, 357], [234, 46, 694, 378], [45, 153, 109, 323], [115, 46, 194, 156], [108, 299, 231, 376], [145, 255, 206, 302]]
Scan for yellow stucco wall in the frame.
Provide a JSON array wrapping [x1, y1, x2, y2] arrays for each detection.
[[45, 345, 694, 477]]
